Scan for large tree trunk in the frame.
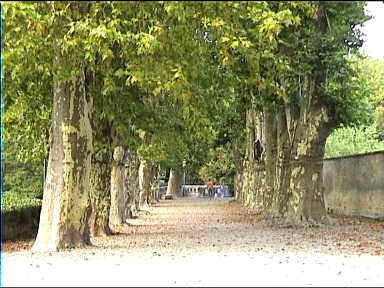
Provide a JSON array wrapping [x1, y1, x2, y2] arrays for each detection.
[[138, 159, 157, 207], [138, 158, 150, 207], [89, 151, 112, 237], [109, 146, 128, 227], [263, 106, 277, 210], [125, 149, 140, 218], [273, 106, 294, 215], [242, 109, 267, 210], [32, 66, 93, 252], [278, 6, 332, 225], [240, 109, 256, 206], [166, 168, 182, 197], [145, 161, 157, 204], [233, 138, 245, 201], [87, 66, 113, 237], [234, 168, 244, 202], [148, 163, 159, 203], [245, 109, 256, 163], [285, 79, 331, 225]]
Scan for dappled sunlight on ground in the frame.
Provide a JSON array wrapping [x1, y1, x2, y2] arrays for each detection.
[[3, 196, 384, 286]]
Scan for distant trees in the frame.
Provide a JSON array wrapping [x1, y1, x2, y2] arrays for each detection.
[[325, 56, 384, 158]]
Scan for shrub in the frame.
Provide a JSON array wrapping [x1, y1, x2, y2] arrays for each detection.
[[3, 161, 44, 201], [325, 124, 384, 158], [2, 191, 42, 213]]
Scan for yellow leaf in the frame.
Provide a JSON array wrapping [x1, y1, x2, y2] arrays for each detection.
[[220, 36, 230, 43], [231, 41, 239, 49]]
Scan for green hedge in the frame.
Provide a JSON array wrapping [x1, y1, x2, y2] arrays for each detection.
[[1, 161, 44, 240], [2, 191, 42, 213], [3, 161, 44, 212], [2, 192, 42, 241]]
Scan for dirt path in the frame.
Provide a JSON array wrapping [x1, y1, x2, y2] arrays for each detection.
[[3, 196, 384, 286]]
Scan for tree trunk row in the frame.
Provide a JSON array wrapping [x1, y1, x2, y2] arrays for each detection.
[[236, 79, 332, 225], [33, 58, 155, 251], [235, 6, 334, 226]]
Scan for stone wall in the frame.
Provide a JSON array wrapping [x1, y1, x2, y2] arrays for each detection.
[[323, 150, 384, 219]]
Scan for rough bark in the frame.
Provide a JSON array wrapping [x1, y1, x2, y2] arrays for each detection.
[[138, 159, 157, 206], [281, 7, 333, 225], [125, 149, 140, 218], [241, 109, 267, 210], [263, 106, 277, 209], [273, 107, 294, 215], [234, 169, 244, 202], [285, 80, 331, 225], [241, 109, 256, 206], [89, 151, 112, 237], [138, 158, 150, 207], [148, 164, 159, 202], [32, 66, 93, 252], [233, 137, 245, 201], [245, 109, 256, 163], [109, 146, 128, 227], [87, 65, 113, 237]]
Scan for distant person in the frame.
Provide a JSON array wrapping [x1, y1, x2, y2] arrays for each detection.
[[207, 179, 214, 197]]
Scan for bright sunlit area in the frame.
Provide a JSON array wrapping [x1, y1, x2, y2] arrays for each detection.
[[360, 1, 384, 59]]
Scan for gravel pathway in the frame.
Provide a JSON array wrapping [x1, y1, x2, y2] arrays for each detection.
[[2, 196, 384, 287]]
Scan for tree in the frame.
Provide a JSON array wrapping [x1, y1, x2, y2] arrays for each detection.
[[324, 56, 384, 158], [30, 3, 95, 251], [199, 2, 370, 224], [351, 56, 384, 134], [3, 2, 53, 163], [239, 2, 370, 224], [280, 2, 370, 224]]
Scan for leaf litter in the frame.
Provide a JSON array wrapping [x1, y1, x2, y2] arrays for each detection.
[[3, 197, 383, 257]]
